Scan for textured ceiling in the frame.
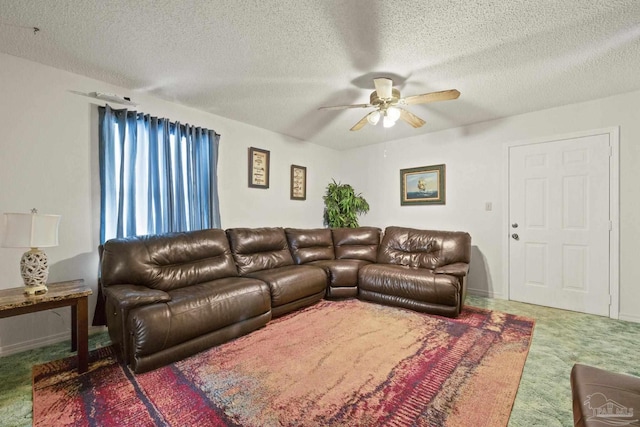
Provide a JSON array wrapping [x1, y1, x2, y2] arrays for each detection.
[[1, 0, 640, 150]]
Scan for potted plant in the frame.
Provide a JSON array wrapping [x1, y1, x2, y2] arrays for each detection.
[[323, 180, 370, 228]]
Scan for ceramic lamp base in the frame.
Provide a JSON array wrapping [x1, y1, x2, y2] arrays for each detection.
[[24, 283, 48, 296], [20, 248, 49, 294]]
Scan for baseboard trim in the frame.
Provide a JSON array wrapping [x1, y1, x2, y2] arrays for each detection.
[[0, 332, 69, 356], [467, 288, 504, 299], [0, 326, 107, 356], [618, 312, 640, 324]]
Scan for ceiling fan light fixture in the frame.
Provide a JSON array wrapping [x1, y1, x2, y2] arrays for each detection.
[[383, 115, 396, 128], [318, 77, 460, 132], [386, 106, 401, 122], [367, 110, 381, 125]]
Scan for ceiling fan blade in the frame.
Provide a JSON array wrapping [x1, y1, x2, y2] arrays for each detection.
[[399, 108, 426, 128], [373, 77, 393, 99], [350, 114, 370, 131], [402, 89, 460, 105], [318, 103, 372, 111]]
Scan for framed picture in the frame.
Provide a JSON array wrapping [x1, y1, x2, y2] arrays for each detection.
[[290, 165, 307, 200], [248, 147, 270, 188], [400, 164, 446, 205]]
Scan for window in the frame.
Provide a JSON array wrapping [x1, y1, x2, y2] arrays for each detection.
[[98, 105, 221, 243]]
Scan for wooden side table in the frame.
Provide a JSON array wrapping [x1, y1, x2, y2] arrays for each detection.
[[0, 279, 92, 373]]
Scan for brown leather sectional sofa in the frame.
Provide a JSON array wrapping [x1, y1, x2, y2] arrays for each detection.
[[100, 226, 471, 373], [571, 364, 640, 427]]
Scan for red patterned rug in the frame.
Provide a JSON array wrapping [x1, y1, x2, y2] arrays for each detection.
[[33, 300, 534, 426]]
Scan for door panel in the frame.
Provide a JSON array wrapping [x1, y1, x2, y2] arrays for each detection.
[[524, 243, 547, 286], [525, 178, 547, 228], [509, 134, 610, 316]]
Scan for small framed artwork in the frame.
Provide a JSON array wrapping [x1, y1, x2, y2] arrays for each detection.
[[248, 147, 270, 189], [400, 164, 446, 205], [290, 164, 307, 200]]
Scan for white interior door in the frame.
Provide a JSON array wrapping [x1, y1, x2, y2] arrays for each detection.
[[508, 133, 611, 316]]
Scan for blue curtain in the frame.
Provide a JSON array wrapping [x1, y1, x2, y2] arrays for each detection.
[[98, 105, 221, 243]]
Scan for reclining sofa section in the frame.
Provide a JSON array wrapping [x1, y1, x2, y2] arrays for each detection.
[[101, 229, 272, 373], [100, 225, 471, 373], [359, 226, 471, 318], [226, 227, 328, 318]]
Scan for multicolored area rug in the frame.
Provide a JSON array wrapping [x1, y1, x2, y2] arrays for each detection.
[[33, 300, 535, 426]]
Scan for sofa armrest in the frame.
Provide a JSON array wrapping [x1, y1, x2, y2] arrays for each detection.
[[103, 284, 171, 365], [434, 262, 469, 277], [104, 284, 171, 310]]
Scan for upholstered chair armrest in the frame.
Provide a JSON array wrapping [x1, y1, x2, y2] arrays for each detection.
[[104, 284, 171, 311], [434, 262, 469, 278]]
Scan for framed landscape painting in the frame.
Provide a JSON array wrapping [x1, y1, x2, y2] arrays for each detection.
[[400, 164, 446, 205]]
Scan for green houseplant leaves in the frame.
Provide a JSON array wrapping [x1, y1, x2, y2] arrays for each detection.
[[323, 180, 370, 228]]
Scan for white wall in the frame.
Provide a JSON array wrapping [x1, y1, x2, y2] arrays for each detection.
[[0, 53, 341, 354], [2, 51, 638, 355], [341, 90, 640, 323]]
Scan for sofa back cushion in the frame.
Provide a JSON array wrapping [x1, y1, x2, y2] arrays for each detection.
[[227, 227, 294, 275], [378, 226, 471, 269], [100, 228, 239, 292], [332, 227, 381, 262], [285, 228, 335, 264]]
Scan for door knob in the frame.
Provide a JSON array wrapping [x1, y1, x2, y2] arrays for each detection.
[[512, 233, 519, 240]]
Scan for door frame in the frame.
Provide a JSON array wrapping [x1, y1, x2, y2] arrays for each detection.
[[502, 127, 620, 319]]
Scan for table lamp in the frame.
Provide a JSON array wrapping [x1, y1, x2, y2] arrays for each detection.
[[2, 209, 60, 295]]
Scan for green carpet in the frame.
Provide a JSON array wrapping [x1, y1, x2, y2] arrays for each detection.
[[1, 296, 639, 427], [469, 295, 640, 426], [0, 330, 111, 427]]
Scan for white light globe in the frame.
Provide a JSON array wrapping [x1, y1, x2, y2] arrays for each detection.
[[367, 110, 381, 125], [387, 106, 401, 122], [383, 116, 396, 128]]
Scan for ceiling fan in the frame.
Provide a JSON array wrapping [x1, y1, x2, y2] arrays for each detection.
[[319, 77, 460, 131]]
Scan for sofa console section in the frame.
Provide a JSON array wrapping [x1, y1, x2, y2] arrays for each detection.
[[228, 227, 327, 317], [359, 226, 471, 317], [100, 228, 272, 373]]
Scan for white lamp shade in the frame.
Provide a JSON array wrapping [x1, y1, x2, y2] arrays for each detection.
[[2, 212, 60, 248], [386, 106, 401, 122], [383, 115, 396, 128], [367, 110, 381, 125]]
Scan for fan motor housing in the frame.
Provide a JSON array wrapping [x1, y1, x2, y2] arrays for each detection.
[[370, 88, 400, 106]]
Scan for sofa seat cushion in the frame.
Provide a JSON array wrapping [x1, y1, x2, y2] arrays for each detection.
[[359, 264, 460, 308], [245, 265, 327, 308], [129, 277, 270, 358], [310, 259, 371, 288], [311, 259, 370, 299]]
